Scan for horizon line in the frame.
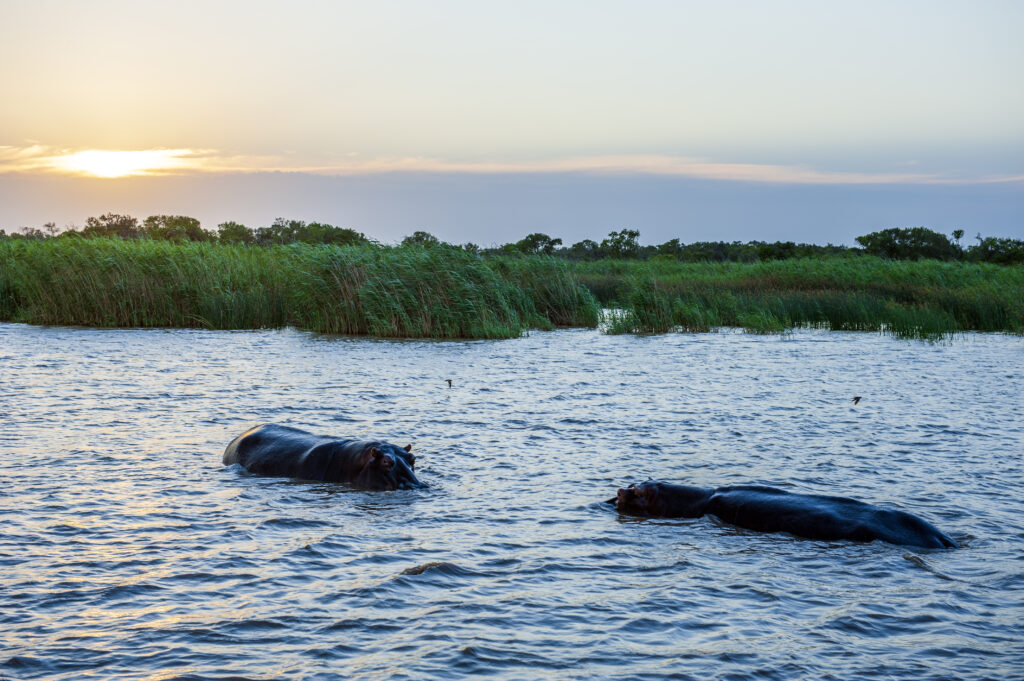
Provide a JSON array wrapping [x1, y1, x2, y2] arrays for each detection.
[[2, 145, 1023, 186]]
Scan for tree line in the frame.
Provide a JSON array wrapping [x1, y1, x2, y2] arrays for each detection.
[[3, 215, 1022, 264], [4, 215, 370, 247]]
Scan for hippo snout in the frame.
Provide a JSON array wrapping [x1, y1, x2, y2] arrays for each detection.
[[615, 485, 649, 514], [616, 487, 638, 510]]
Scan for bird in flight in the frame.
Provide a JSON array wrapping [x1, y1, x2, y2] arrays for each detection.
[[852, 396, 862, 405]]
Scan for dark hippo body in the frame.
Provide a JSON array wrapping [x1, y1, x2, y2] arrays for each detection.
[[224, 424, 424, 490], [615, 481, 957, 549]]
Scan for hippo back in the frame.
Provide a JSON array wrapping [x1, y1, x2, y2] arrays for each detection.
[[224, 424, 423, 490]]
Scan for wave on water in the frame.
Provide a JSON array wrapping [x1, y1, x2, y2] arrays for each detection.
[[1, 324, 1021, 680]]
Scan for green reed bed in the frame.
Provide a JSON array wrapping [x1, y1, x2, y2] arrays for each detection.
[[485, 256, 601, 328], [0, 239, 598, 339], [0, 238, 291, 329], [3, 239, 1018, 340], [580, 257, 1024, 339], [289, 244, 540, 339]]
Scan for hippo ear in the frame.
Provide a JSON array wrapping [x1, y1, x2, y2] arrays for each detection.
[[404, 444, 412, 453], [368, 447, 381, 460]]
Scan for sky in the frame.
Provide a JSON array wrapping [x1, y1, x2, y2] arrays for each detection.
[[1, 0, 1022, 245]]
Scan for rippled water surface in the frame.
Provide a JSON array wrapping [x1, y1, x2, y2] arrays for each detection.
[[2, 323, 1023, 680]]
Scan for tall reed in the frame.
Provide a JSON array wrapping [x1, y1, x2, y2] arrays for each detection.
[[1, 238, 290, 329], [485, 256, 601, 328], [3, 240, 1019, 339], [287, 244, 537, 338], [580, 257, 1023, 339], [0, 239, 600, 339]]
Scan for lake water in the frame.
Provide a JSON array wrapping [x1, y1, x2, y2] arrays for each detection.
[[2, 323, 1022, 680]]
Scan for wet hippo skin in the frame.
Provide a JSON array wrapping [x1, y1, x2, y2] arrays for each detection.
[[614, 481, 957, 549], [224, 424, 424, 490]]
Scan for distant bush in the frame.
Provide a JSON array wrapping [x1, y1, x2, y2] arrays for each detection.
[[558, 234, 854, 263], [254, 218, 369, 246], [966, 236, 1024, 265], [563, 239, 602, 261], [6, 217, 1021, 273], [81, 213, 142, 240], [401, 231, 441, 248], [142, 215, 214, 242], [855, 227, 960, 261], [600, 229, 642, 258], [217, 221, 255, 245], [508, 232, 563, 256]]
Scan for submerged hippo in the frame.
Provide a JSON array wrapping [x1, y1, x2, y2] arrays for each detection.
[[224, 424, 424, 490], [613, 481, 957, 549]]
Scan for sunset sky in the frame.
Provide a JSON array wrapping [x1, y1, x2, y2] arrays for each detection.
[[2, 0, 1022, 245]]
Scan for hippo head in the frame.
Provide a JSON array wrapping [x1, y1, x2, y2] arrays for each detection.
[[354, 442, 424, 491], [616, 482, 659, 516], [615, 481, 712, 518]]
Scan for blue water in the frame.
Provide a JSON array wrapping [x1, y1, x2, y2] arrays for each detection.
[[2, 323, 1022, 680]]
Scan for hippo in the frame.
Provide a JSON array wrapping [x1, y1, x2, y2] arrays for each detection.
[[224, 424, 424, 490], [613, 481, 957, 549]]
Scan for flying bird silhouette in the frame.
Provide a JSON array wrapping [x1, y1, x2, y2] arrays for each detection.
[[852, 396, 862, 405], [446, 379, 453, 388]]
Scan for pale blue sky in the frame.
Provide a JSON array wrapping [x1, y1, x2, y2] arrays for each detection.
[[1, 0, 1022, 242]]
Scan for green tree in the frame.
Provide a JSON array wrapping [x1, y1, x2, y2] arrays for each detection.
[[600, 229, 641, 258], [855, 227, 959, 261], [966, 235, 1024, 265], [656, 238, 682, 258], [142, 215, 213, 242], [18, 226, 46, 240], [401, 231, 441, 248], [254, 218, 301, 245], [512, 232, 563, 255], [566, 239, 601, 260], [81, 213, 141, 239], [299, 222, 368, 246], [217, 221, 255, 244]]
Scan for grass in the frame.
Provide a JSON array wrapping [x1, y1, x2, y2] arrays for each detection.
[[2, 238, 1020, 339], [0, 239, 598, 339], [287, 244, 554, 339], [1, 238, 291, 329], [579, 257, 1024, 339]]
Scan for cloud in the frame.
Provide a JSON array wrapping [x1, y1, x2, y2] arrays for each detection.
[[1, 144, 1021, 186]]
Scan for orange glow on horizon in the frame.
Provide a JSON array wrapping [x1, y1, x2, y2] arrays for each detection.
[[0, 144, 1020, 186], [49, 149, 197, 178]]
